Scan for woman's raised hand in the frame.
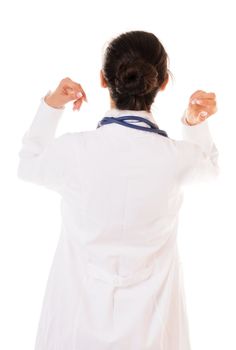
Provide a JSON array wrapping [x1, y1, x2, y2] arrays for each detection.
[[185, 90, 217, 125], [44, 77, 87, 111]]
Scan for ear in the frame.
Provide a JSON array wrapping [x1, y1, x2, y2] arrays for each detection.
[[100, 69, 108, 88], [159, 74, 169, 91]]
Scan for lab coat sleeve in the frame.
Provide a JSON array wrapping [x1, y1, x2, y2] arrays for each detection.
[[176, 111, 220, 187], [17, 91, 78, 194]]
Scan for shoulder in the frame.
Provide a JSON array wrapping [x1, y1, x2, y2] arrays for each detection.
[[169, 137, 205, 155], [56, 129, 101, 153], [156, 137, 206, 173], [55, 130, 87, 146]]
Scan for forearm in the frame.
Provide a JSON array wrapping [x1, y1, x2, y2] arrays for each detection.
[[180, 110, 215, 155], [19, 91, 65, 158], [17, 91, 66, 185]]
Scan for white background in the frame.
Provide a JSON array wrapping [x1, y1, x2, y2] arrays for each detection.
[[0, 0, 235, 349]]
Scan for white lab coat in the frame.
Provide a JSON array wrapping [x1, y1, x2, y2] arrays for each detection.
[[17, 92, 219, 350]]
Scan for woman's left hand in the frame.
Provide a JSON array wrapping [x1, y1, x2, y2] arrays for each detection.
[[44, 77, 87, 111], [185, 90, 217, 125]]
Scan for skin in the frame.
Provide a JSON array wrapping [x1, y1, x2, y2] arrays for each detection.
[[45, 71, 217, 125]]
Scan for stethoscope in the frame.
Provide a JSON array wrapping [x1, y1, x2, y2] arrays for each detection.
[[96, 115, 168, 138]]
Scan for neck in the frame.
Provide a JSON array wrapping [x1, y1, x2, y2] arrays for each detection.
[[110, 100, 116, 109], [110, 101, 150, 113]]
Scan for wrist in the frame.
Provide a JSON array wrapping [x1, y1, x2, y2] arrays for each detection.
[[44, 94, 65, 109], [185, 116, 198, 126]]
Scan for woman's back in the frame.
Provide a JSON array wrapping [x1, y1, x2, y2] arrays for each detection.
[[17, 30, 219, 350], [60, 109, 183, 278], [17, 92, 219, 350]]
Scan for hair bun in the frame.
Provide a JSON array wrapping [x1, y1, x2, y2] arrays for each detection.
[[115, 59, 159, 96]]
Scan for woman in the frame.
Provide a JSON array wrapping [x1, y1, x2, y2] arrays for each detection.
[[17, 31, 219, 350]]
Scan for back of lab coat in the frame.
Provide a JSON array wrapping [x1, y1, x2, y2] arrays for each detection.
[[17, 98, 220, 350]]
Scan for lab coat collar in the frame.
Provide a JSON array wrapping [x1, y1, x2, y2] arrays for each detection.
[[103, 108, 158, 126]]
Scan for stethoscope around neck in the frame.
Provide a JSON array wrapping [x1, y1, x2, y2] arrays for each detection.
[[96, 115, 168, 138]]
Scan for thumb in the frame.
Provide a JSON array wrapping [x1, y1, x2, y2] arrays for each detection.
[[63, 87, 82, 101]]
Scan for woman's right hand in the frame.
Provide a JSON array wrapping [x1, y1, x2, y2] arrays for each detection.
[[185, 90, 217, 125], [44, 77, 87, 111]]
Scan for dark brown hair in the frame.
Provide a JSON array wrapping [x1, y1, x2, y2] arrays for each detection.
[[102, 30, 170, 112]]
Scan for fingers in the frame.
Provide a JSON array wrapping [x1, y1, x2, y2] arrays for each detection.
[[186, 90, 218, 125], [190, 90, 216, 100], [190, 98, 216, 107], [62, 77, 88, 102], [72, 97, 84, 111], [189, 90, 217, 117], [189, 101, 217, 116], [198, 111, 209, 121]]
